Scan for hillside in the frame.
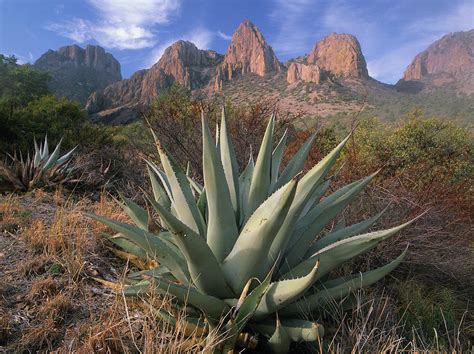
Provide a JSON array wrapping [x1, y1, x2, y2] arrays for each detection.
[[396, 30, 474, 95], [29, 23, 474, 125], [33, 45, 122, 104]]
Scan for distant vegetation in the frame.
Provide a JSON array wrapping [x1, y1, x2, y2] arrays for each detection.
[[0, 81, 472, 351], [0, 55, 112, 153]]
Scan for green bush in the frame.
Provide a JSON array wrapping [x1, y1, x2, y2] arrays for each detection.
[[0, 55, 113, 154]]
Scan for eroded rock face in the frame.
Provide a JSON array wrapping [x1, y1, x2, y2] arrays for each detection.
[[286, 33, 368, 84], [218, 20, 281, 81], [308, 33, 369, 78], [286, 62, 322, 84], [86, 41, 223, 123], [34, 45, 121, 104], [397, 30, 474, 94]]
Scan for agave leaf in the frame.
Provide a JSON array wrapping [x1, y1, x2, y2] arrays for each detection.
[[222, 178, 297, 294], [284, 173, 376, 269], [202, 115, 239, 261], [145, 160, 173, 202], [298, 179, 331, 220], [273, 132, 316, 191], [56, 145, 77, 166], [41, 135, 49, 160], [151, 307, 208, 337], [281, 215, 422, 281], [196, 188, 207, 220], [254, 260, 320, 318], [251, 319, 324, 343], [118, 193, 149, 231], [148, 197, 234, 298], [42, 138, 62, 171], [267, 135, 350, 270], [128, 267, 172, 281], [282, 248, 407, 315], [87, 214, 189, 284], [307, 206, 387, 255], [104, 233, 148, 259], [271, 128, 288, 187], [153, 277, 230, 320], [238, 151, 254, 226], [267, 316, 291, 354], [188, 175, 203, 196], [33, 138, 41, 167], [147, 165, 171, 210], [120, 280, 153, 296], [246, 114, 275, 220], [219, 107, 240, 216], [151, 131, 206, 237], [222, 266, 274, 351]]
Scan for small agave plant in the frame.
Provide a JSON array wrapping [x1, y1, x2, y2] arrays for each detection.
[[0, 136, 77, 192], [90, 110, 419, 353]]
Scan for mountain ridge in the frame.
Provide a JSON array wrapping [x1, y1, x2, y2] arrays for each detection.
[[86, 20, 378, 123], [33, 44, 121, 104], [31, 22, 473, 124]]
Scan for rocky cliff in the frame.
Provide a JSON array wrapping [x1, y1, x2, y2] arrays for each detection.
[[34, 45, 121, 104], [286, 33, 368, 84], [86, 41, 222, 123], [397, 30, 474, 94], [215, 20, 281, 87]]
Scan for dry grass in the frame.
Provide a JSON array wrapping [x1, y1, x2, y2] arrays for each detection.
[[1, 190, 472, 353]]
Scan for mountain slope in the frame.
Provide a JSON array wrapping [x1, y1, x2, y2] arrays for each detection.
[[396, 30, 474, 94], [86, 41, 222, 123], [34, 45, 121, 104]]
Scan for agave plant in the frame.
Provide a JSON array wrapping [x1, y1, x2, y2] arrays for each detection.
[[89, 110, 419, 353], [0, 136, 78, 192]]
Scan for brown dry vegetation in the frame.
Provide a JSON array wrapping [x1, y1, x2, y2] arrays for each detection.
[[1, 190, 471, 353], [0, 90, 472, 352]]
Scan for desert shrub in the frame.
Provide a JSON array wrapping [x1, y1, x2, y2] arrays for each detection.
[[90, 110, 423, 353], [395, 279, 472, 348], [8, 96, 114, 153], [0, 55, 114, 154], [284, 111, 473, 298], [143, 84, 294, 179]]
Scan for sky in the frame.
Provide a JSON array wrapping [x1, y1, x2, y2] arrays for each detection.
[[1, 0, 473, 84]]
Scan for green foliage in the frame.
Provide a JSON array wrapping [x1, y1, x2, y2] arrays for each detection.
[[0, 136, 79, 192], [90, 111, 417, 353], [0, 55, 113, 154], [348, 112, 473, 190], [0, 54, 50, 106], [396, 279, 469, 348], [368, 88, 474, 124]]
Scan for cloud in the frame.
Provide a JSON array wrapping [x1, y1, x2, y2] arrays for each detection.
[[13, 51, 35, 64], [270, 0, 474, 83], [269, 0, 317, 57], [406, 1, 474, 36], [369, 0, 474, 83], [146, 28, 214, 67], [47, 0, 181, 50], [217, 30, 232, 40]]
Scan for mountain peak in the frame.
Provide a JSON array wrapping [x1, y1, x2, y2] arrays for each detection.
[[308, 32, 369, 79], [34, 44, 121, 104], [397, 29, 474, 94], [220, 20, 281, 80]]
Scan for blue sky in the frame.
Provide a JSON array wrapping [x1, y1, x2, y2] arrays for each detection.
[[1, 0, 473, 83]]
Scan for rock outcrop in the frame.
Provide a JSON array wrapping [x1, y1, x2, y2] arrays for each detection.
[[397, 30, 474, 94], [87, 21, 282, 122], [286, 33, 369, 84], [286, 62, 322, 84], [308, 33, 369, 78], [215, 20, 281, 86], [34, 45, 121, 104], [86, 41, 222, 123]]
